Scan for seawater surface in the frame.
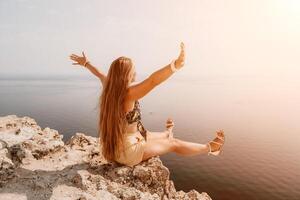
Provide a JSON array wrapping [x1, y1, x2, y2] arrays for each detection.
[[0, 75, 299, 200]]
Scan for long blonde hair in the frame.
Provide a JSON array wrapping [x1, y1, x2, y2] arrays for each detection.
[[98, 56, 133, 161]]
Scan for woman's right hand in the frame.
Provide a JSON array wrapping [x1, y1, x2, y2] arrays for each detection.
[[175, 42, 185, 69], [69, 51, 89, 67]]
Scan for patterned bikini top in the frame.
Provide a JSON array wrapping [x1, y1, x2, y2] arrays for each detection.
[[125, 100, 147, 141]]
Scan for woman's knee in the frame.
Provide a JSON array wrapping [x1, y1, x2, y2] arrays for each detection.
[[169, 137, 180, 151], [142, 137, 177, 159], [146, 130, 169, 140]]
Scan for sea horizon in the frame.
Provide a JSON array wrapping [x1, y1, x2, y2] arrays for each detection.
[[1, 76, 299, 199]]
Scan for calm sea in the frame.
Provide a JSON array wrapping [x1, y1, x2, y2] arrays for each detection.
[[0, 75, 299, 200]]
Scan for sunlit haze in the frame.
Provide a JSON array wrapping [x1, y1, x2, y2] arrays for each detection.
[[0, 0, 299, 81]]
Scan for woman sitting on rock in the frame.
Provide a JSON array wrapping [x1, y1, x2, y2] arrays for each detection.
[[69, 42, 225, 167]]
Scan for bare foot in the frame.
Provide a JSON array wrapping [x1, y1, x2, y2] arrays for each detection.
[[207, 130, 225, 155], [166, 118, 175, 139]]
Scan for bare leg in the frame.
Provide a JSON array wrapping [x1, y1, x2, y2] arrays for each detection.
[[142, 129, 225, 161], [145, 118, 175, 141], [173, 138, 209, 156], [146, 130, 169, 141], [142, 136, 209, 161]]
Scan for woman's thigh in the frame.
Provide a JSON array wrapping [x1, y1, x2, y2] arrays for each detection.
[[142, 137, 175, 161], [146, 130, 168, 141]]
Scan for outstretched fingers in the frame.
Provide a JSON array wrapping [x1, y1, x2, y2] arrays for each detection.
[[177, 42, 185, 66], [70, 55, 79, 61], [69, 53, 84, 66], [82, 51, 86, 58], [70, 54, 79, 59]]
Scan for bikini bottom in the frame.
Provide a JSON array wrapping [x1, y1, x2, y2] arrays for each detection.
[[114, 131, 146, 167]]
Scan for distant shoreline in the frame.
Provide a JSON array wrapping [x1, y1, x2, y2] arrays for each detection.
[[0, 74, 94, 81]]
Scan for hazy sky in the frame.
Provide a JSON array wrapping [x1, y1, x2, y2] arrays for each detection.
[[0, 0, 299, 79]]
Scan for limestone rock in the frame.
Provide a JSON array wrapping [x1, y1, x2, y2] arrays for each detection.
[[0, 115, 212, 200]]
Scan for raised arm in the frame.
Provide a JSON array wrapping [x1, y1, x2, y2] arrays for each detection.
[[69, 51, 106, 85], [126, 42, 185, 101], [84, 62, 106, 85]]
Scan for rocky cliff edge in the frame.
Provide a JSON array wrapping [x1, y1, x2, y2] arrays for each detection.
[[0, 115, 212, 200]]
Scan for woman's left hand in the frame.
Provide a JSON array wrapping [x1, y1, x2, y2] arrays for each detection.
[[69, 51, 89, 67], [175, 42, 185, 69]]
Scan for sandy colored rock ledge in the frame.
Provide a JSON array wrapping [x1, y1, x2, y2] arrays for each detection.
[[0, 115, 212, 200]]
